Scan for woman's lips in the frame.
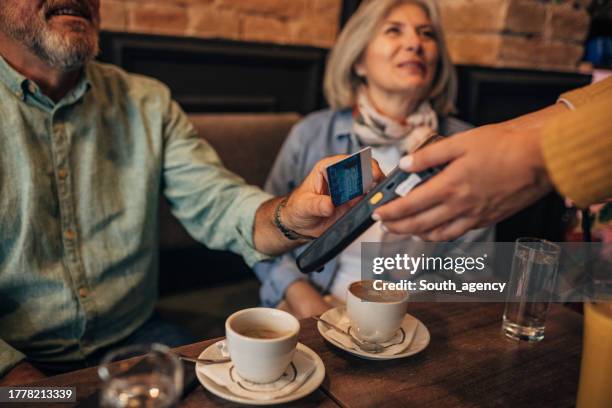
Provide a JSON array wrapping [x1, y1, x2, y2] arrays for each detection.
[[397, 61, 427, 75]]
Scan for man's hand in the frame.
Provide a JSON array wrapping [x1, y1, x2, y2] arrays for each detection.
[[253, 155, 383, 255], [0, 362, 46, 386], [281, 155, 384, 238], [373, 105, 565, 241]]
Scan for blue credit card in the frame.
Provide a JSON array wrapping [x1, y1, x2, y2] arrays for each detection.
[[327, 154, 363, 206], [325, 148, 372, 207]]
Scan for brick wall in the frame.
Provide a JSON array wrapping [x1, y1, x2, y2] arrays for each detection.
[[100, 0, 342, 49], [100, 0, 591, 71], [440, 0, 592, 71]]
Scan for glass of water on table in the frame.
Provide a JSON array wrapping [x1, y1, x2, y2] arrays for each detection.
[[502, 238, 560, 342], [98, 343, 183, 408]]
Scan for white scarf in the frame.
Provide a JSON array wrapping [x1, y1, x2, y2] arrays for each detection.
[[352, 89, 438, 154]]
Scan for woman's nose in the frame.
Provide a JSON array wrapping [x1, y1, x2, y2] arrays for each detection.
[[403, 29, 423, 54]]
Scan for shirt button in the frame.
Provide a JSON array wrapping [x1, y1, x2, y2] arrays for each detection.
[[78, 287, 89, 298], [58, 169, 68, 179], [64, 229, 76, 240]]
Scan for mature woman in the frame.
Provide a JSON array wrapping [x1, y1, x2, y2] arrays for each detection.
[[254, 0, 494, 318]]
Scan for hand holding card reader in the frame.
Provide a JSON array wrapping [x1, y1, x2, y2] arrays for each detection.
[[296, 134, 445, 273]]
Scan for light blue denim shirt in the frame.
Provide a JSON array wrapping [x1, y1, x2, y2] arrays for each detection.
[[0, 57, 272, 375], [254, 109, 494, 307]]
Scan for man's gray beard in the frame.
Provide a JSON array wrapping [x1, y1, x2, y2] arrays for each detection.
[[0, 8, 99, 71]]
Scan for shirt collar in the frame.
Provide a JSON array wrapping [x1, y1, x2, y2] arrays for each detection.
[[0, 54, 29, 100], [331, 109, 354, 140], [61, 64, 92, 106], [0, 54, 92, 107]]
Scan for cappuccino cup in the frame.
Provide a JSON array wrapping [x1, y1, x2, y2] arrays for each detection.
[[225, 308, 299, 383], [346, 280, 408, 343]]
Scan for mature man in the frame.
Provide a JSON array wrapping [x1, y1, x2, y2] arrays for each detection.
[[0, 0, 380, 384]]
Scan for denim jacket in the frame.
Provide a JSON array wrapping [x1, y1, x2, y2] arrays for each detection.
[[253, 108, 494, 307]]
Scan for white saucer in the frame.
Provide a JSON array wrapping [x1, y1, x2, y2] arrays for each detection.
[[195, 341, 325, 406], [317, 306, 430, 360]]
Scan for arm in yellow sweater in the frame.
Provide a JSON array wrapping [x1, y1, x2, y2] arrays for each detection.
[[542, 77, 612, 207], [558, 76, 612, 109]]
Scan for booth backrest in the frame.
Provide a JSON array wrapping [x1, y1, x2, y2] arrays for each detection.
[[159, 112, 301, 251]]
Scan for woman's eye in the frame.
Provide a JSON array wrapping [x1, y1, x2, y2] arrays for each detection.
[[384, 26, 401, 35], [419, 29, 436, 39]]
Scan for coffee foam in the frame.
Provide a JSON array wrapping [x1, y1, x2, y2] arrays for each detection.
[[350, 280, 407, 302], [239, 327, 291, 339]]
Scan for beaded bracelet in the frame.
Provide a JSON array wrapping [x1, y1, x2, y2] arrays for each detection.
[[273, 197, 316, 241]]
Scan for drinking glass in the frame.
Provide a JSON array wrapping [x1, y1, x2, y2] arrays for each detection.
[[98, 343, 183, 408], [502, 238, 560, 342]]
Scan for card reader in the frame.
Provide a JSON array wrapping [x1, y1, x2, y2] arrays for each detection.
[[296, 134, 445, 274]]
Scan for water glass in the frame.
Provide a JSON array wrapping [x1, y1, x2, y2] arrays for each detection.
[[502, 238, 560, 342], [98, 344, 183, 408]]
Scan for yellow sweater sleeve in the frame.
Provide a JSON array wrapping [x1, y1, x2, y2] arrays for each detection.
[[558, 76, 612, 109], [541, 82, 612, 207]]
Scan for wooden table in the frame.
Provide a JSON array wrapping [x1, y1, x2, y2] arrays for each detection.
[[23, 303, 583, 407]]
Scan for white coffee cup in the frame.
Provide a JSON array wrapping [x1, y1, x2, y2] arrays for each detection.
[[346, 280, 408, 343], [225, 308, 299, 383]]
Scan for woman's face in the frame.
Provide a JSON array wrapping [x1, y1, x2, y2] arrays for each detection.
[[356, 3, 439, 99]]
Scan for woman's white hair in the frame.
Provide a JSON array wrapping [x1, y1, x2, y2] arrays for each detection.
[[324, 0, 457, 115]]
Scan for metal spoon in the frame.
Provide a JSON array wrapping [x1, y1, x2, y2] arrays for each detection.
[[313, 316, 385, 353], [179, 356, 231, 365]]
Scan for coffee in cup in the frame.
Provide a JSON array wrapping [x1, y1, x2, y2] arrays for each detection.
[[225, 308, 299, 383], [238, 328, 290, 339], [346, 280, 408, 343]]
